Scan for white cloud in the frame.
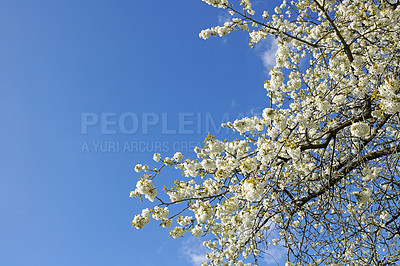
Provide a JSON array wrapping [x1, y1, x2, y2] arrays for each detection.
[[231, 99, 236, 108], [262, 223, 288, 265], [180, 235, 286, 266], [181, 238, 209, 266], [257, 36, 278, 72], [216, 13, 232, 44], [252, 107, 262, 116], [263, 243, 287, 265], [180, 223, 287, 266], [156, 241, 167, 253], [218, 12, 231, 25]]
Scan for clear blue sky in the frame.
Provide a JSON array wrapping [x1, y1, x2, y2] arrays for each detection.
[[0, 0, 285, 265]]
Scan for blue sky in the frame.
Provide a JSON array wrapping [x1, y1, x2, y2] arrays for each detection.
[[0, 1, 285, 265]]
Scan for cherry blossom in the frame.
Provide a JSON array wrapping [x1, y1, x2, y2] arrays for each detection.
[[130, 0, 400, 264]]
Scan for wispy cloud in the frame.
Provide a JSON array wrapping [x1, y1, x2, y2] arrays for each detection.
[[181, 237, 209, 266], [263, 243, 287, 265], [231, 99, 236, 108], [156, 241, 167, 254], [256, 36, 278, 73], [218, 12, 231, 25], [249, 107, 263, 118], [261, 223, 288, 265], [180, 234, 286, 266], [217, 12, 232, 44]]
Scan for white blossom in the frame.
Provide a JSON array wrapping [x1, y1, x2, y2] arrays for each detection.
[[191, 225, 204, 237], [169, 227, 186, 239], [134, 164, 142, 173], [135, 177, 157, 202], [152, 206, 169, 220], [153, 153, 161, 162], [380, 210, 390, 221], [130, 0, 400, 264], [351, 122, 370, 137], [353, 188, 372, 203], [173, 152, 183, 162]]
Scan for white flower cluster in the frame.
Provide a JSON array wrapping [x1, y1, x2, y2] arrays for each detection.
[[151, 206, 169, 220], [199, 19, 248, 40], [268, 68, 285, 92], [240, 157, 258, 173], [353, 188, 372, 204], [249, 28, 268, 44], [350, 122, 370, 137], [134, 164, 149, 172], [203, 178, 222, 195], [182, 159, 201, 177], [231, 116, 264, 133], [193, 201, 214, 223], [215, 198, 239, 218], [379, 78, 400, 114], [239, 0, 255, 15], [201, 0, 228, 8], [130, 0, 400, 264], [173, 152, 183, 162], [333, 94, 347, 105], [153, 153, 161, 162], [190, 224, 204, 237], [381, 98, 400, 114], [362, 167, 379, 182], [287, 147, 300, 161], [131, 177, 157, 202], [131, 208, 150, 229], [380, 210, 390, 221], [169, 226, 186, 239], [177, 215, 193, 226], [241, 180, 264, 201]]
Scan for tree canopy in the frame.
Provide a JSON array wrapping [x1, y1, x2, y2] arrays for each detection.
[[130, 0, 400, 264]]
